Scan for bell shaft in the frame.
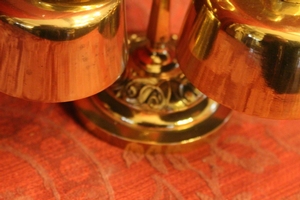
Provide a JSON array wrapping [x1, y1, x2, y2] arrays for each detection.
[[147, 0, 171, 49]]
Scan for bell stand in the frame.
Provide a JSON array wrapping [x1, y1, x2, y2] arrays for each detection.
[[74, 0, 231, 150]]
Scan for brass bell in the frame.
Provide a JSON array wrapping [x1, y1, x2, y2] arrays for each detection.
[[177, 0, 300, 119], [0, 0, 126, 102]]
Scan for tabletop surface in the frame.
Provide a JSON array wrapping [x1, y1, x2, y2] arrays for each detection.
[[1, 1, 300, 199]]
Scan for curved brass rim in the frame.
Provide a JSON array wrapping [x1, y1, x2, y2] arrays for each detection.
[[74, 92, 231, 147]]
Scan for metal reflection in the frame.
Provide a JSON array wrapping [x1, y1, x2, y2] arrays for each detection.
[[190, 5, 220, 60], [0, 0, 126, 102], [0, 1, 119, 40], [27, 0, 112, 12], [177, 0, 300, 119]]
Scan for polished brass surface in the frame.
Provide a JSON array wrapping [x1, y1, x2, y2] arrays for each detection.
[[74, 0, 231, 147], [178, 0, 300, 119], [0, 0, 126, 102], [147, 0, 170, 49], [74, 33, 231, 146], [28, 0, 112, 12]]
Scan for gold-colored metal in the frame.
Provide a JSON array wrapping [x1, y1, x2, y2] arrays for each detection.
[[74, 33, 231, 147], [178, 0, 300, 119], [147, 0, 170, 48], [0, 0, 126, 102], [74, 0, 231, 147], [27, 0, 113, 12]]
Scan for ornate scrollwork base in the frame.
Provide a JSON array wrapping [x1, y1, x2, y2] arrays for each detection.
[[74, 34, 231, 149]]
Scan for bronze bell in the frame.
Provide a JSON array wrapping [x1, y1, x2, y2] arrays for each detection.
[[177, 0, 300, 119]]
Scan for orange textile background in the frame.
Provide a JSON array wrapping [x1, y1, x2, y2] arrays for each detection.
[[1, 1, 300, 199]]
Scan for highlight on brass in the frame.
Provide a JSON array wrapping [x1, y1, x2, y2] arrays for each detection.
[[177, 0, 300, 119], [28, 0, 113, 12], [0, 0, 126, 102]]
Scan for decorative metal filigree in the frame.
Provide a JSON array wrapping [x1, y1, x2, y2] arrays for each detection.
[[102, 33, 207, 112], [108, 64, 206, 112]]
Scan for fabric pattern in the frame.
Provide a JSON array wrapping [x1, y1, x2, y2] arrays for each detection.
[[1, 90, 300, 199]]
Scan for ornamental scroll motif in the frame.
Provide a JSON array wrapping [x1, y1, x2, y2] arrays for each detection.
[[109, 72, 206, 112]]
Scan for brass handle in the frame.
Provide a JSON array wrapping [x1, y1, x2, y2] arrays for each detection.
[[147, 0, 170, 49]]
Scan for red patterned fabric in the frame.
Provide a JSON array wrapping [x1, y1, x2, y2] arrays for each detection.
[[1, 1, 300, 199], [2, 91, 300, 200]]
